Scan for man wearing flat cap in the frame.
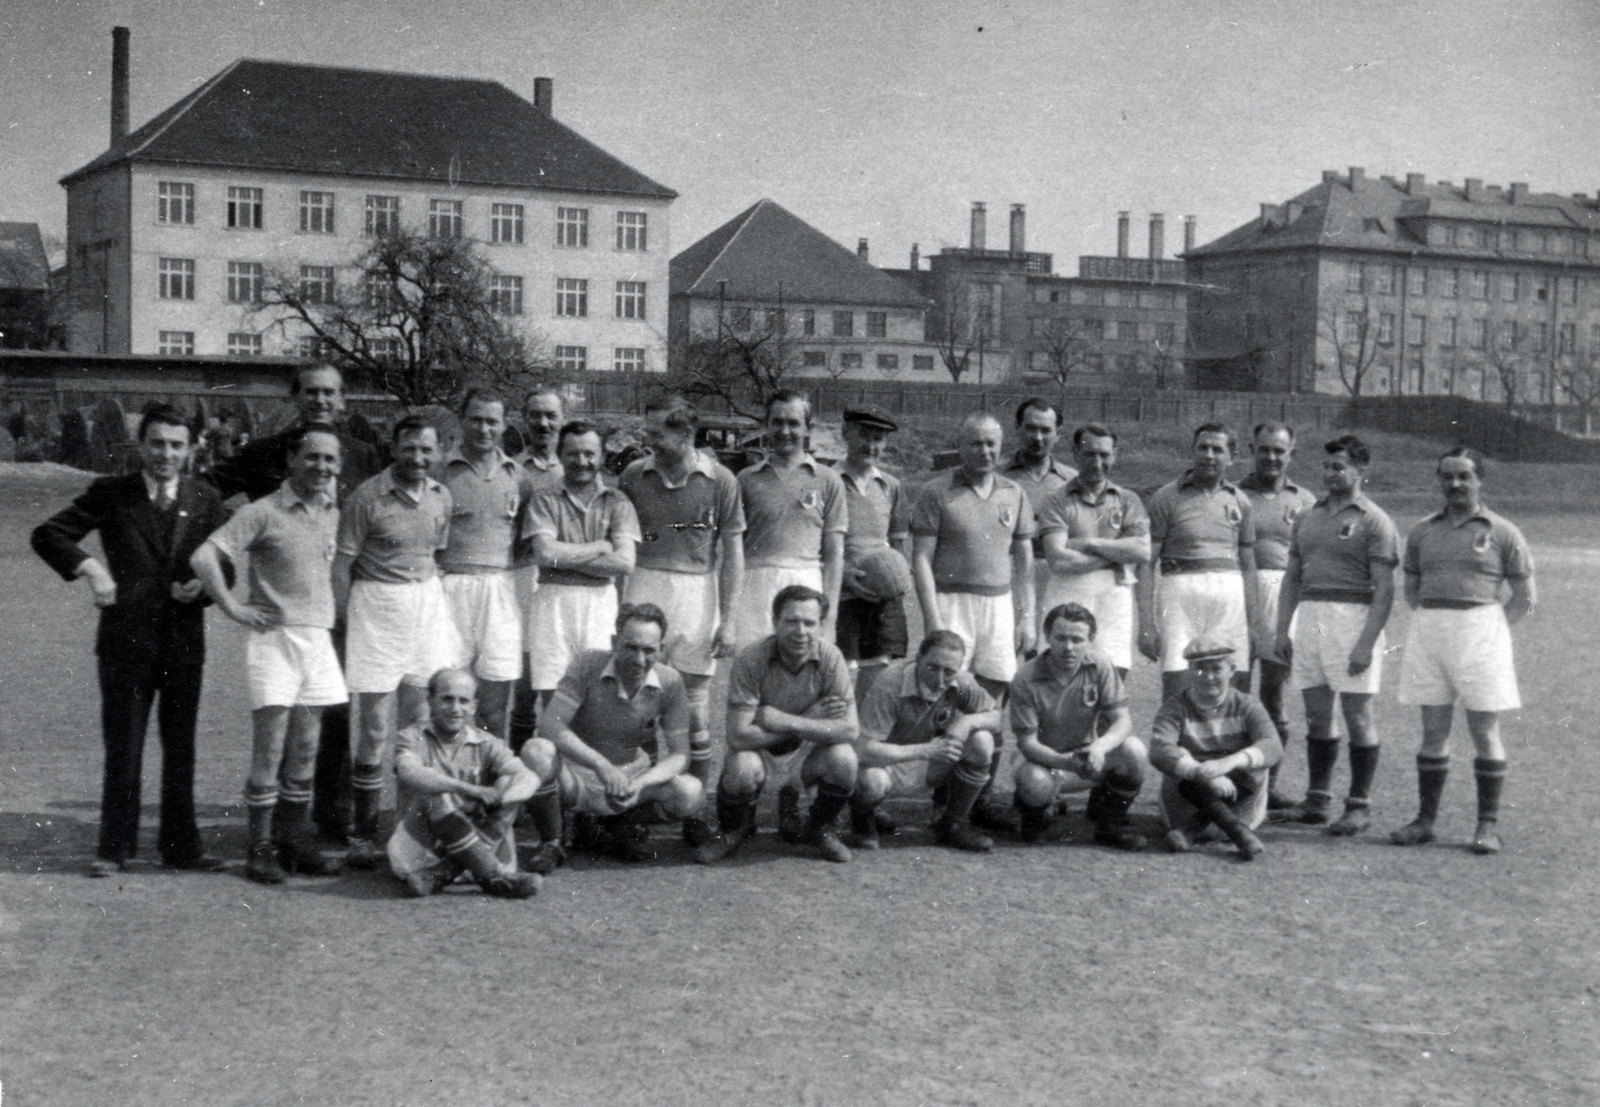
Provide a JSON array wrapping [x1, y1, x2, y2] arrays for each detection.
[[835, 407, 911, 703]]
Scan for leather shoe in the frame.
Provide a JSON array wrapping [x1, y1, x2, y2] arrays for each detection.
[[164, 854, 228, 873], [87, 858, 127, 878]]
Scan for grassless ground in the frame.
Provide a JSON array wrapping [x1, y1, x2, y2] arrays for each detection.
[[3, 460, 1598, 1107]]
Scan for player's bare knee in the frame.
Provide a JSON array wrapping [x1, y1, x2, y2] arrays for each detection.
[[661, 774, 703, 817], [519, 737, 557, 779], [960, 728, 996, 766], [816, 742, 858, 787], [1013, 763, 1056, 807], [721, 751, 765, 798], [854, 767, 891, 806], [1108, 738, 1147, 780]]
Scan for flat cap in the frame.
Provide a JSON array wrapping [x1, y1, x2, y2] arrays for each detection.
[[1183, 636, 1238, 662], [842, 407, 898, 433]]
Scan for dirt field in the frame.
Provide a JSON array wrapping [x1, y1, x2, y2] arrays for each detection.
[[3, 466, 1598, 1106]]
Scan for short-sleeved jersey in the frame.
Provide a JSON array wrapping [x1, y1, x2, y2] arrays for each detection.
[[205, 481, 338, 627], [1146, 473, 1256, 571], [840, 465, 909, 563], [1002, 454, 1079, 556], [858, 657, 994, 747], [737, 455, 848, 567], [1403, 506, 1533, 606], [728, 636, 854, 755], [1289, 494, 1400, 602], [1035, 478, 1150, 585], [336, 468, 451, 584], [548, 649, 689, 766], [511, 454, 563, 568], [910, 469, 1037, 595], [620, 449, 745, 575], [523, 483, 640, 587], [394, 723, 522, 834], [1237, 474, 1317, 572], [440, 450, 534, 573], [1008, 649, 1128, 753], [1148, 687, 1283, 774]]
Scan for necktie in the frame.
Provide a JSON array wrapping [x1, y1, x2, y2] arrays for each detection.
[[154, 484, 174, 512]]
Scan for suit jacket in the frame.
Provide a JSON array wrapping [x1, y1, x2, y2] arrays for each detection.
[[209, 423, 383, 505], [32, 473, 231, 666]]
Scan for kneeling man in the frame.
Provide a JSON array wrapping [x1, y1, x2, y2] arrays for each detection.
[[696, 585, 859, 864], [1011, 603, 1148, 850], [1149, 637, 1282, 860], [850, 629, 1003, 853], [387, 669, 542, 898], [520, 604, 703, 863]]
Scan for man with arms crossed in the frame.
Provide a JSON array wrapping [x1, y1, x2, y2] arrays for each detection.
[[1138, 423, 1262, 701], [1273, 434, 1398, 835], [1035, 423, 1149, 677], [520, 604, 703, 863], [387, 669, 541, 899], [733, 390, 847, 646], [439, 389, 533, 740], [191, 426, 346, 882], [1011, 603, 1148, 850], [507, 386, 565, 752], [1236, 422, 1316, 809], [1003, 398, 1077, 636], [849, 629, 1003, 853], [911, 411, 1036, 828], [619, 396, 745, 842], [696, 585, 859, 864], [33, 404, 230, 876], [1391, 447, 1534, 855], [334, 413, 465, 868]]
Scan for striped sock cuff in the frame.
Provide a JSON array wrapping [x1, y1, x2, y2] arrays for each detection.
[[278, 779, 313, 805], [954, 762, 991, 789], [1343, 796, 1371, 809], [351, 766, 386, 793], [244, 785, 279, 808], [1473, 758, 1508, 778], [1417, 754, 1451, 771], [533, 780, 558, 798]]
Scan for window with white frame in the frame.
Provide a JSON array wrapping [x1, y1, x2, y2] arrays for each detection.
[[832, 310, 853, 337], [1377, 313, 1395, 344], [227, 261, 263, 303], [802, 351, 827, 368], [1470, 271, 1490, 299], [1407, 314, 1426, 347], [1534, 322, 1549, 351], [876, 353, 899, 370], [158, 182, 195, 225], [1438, 268, 1459, 298], [428, 200, 464, 240], [615, 212, 648, 251], [227, 332, 262, 357], [1501, 273, 1520, 301], [227, 186, 263, 230], [365, 272, 397, 312], [1471, 319, 1488, 349], [366, 195, 400, 235], [296, 335, 328, 360], [299, 191, 334, 234], [913, 354, 935, 371], [159, 257, 195, 300], [615, 281, 646, 320], [555, 278, 588, 317], [557, 207, 589, 247], [1345, 264, 1364, 293], [1560, 278, 1579, 305], [802, 309, 816, 335], [490, 203, 524, 245], [1500, 321, 1518, 350], [1407, 268, 1427, 296], [1440, 316, 1458, 348], [866, 312, 887, 338], [368, 337, 401, 363], [1117, 320, 1139, 341], [1559, 322, 1576, 353], [839, 352, 863, 370], [489, 275, 524, 315], [613, 347, 646, 372], [158, 331, 194, 355], [299, 265, 335, 304], [1374, 265, 1396, 295], [553, 346, 587, 373]]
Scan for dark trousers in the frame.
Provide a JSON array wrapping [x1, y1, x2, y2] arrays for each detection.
[[312, 627, 352, 833], [97, 654, 204, 863]]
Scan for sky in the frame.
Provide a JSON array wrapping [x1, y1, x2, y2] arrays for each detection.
[[3, 0, 1599, 272]]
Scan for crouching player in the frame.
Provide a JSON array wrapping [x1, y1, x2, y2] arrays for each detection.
[[1149, 637, 1282, 860], [1011, 603, 1148, 850], [849, 629, 1003, 853], [695, 585, 859, 864], [387, 669, 542, 899], [519, 604, 703, 864]]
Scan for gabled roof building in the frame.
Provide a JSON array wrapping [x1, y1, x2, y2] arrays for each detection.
[[0, 222, 55, 349], [1185, 167, 1600, 399], [63, 28, 675, 370]]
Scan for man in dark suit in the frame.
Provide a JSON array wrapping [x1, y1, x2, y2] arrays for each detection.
[[209, 364, 382, 843], [33, 404, 232, 876]]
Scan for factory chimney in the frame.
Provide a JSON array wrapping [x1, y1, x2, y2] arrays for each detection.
[[111, 27, 130, 144], [533, 77, 553, 117], [969, 203, 987, 251], [1183, 215, 1196, 253], [1009, 204, 1026, 255], [1148, 213, 1166, 260], [1116, 211, 1130, 258]]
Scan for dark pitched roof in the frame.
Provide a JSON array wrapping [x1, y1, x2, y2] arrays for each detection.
[[60, 59, 675, 199], [1187, 172, 1600, 260], [671, 199, 929, 308], [0, 223, 50, 291]]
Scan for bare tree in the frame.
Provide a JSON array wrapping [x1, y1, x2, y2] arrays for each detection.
[[1478, 325, 1526, 409], [1027, 316, 1100, 397], [1318, 296, 1384, 397], [254, 228, 553, 407], [924, 280, 981, 384], [1555, 348, 1600, 434], [669, 303, 798, 420]]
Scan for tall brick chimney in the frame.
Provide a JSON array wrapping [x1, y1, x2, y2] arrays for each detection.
[[857, 238, 869, 261], [111, 26, 130, 144], [910, 243, 919, 270], [969, 202, 987, 251], [1149, 213, 1165, 260], [1464, 178, 1484, 201], [1116, 211, 1130, 258], [533, 77, 553, 117], [1349, 166, 1365, 189], [1510, 182, 1529, 204], [1406, 172, 1426, 194], [1009, 204, 1026, 255], [1183, 215, 1196, 253]]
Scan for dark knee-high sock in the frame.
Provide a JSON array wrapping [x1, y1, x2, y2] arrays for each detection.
[[1416, 754, 1450, 823], [939, 763, 990, 827], [688, 734, 713, 786], [1473, 758, 1506, 823], [1347, 745, 1380, 806], [527, 781, 562, 845], [1305, 737, 1342, 803], [717, 787, 759, 834], [806, 783, 853, 834]]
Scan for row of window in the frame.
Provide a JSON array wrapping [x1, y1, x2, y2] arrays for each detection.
[[1349, 312, 1600, 354], [1347, 263, 1586, 305], [156, 330, 652, 372], [1032, 286, 1184, 309], [1028, 318, 1178, 344], [798, 351, 937, 372], [155, 182, 649, 249], [724, 306, 892, 339], [1429, 223, 1592, 257], [159, 258, 648, 320]]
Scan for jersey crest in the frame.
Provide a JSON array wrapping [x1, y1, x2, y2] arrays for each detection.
[[1472, 529, 1493, 554], [998, 507, 1015, 528], [1223, 501, 1242, 525], [1338, 520, 1357, 540], [800, 489, 820, 511]]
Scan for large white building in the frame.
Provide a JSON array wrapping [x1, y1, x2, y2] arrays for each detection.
[[62, 30, 676, 372]]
